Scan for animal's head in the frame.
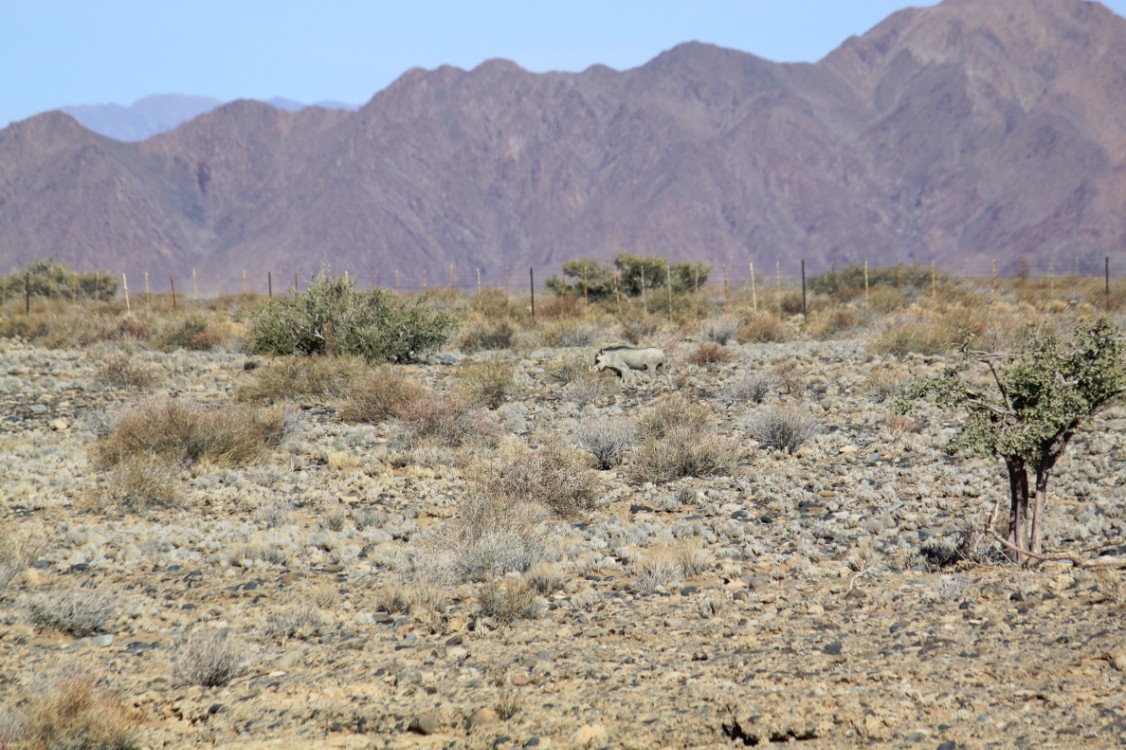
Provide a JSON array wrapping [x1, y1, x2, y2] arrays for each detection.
[[592, 349, 608, 372]]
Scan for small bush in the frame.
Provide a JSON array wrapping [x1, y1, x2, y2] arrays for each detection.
[[744, 405, 820, 454], [699, 316, 740, 345], [618, 314, 661, 345], [575, 417, 636, 470], [479, 444, 601, 517], [393, 392, 501, 449], [457, 361, 516, 410], [237, 355, 364, 403], [247, 274, 455, 363], [92, 398, 291, 468], [103, 453, 180, 510], [477, 578, 542, 623], [871, 319, 965, 357], [736, 313, 791, 343], [685, 341, 733, 367], [632, 554, 682, 596], [0, 669, 138, 750], [545, 355, 590, 385], [263, 603, 325, 641], [563, 372, 614, 406], [173, 628, 247, 687], [631, 426, 740, 483], [438, 492, 548, 582], [0, 529, 39, 592], [95, 351, 161, 389], [27, 588, 116, 637], [338, 368, 425, 423], [156, 315, 219, 351], [536, 294, 584, 320], [717, 373, 773, 405], [457, 318, 516, 353], [0, 260, 117, 303], [637, 394, 711, 439]]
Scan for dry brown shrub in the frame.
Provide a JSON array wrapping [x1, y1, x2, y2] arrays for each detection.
[[685, 341, 733, 367], [0, 527, 39, 593], [26, 588, 116, 637], [0, 669, 139, 750], [618, 313, 661, 345], [537, 294, 585, 320], [92, 398, 291, 469], [394, 391, 502, 448], [806, 306, 862, 339], [338, 368, 425, 423], [736, 313, 791, 343], [477, 578, 542, 623], [457, 316, 517, 353], [637, 393, 712, 439], [102, 453, 180, 510], [237, 355, 364, 403], [630, 426, 740, 484], [94, 351, 162, 389], [173, 628, 248, 687], [457, 360, 516, 409], [474, 443, 601, 517]]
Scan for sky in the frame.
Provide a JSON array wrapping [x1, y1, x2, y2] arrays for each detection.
[[3, 0, 1126, 128]]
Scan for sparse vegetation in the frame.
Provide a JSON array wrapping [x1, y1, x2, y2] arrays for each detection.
[[27, 588, 116, 637], [744, 404, 820, 454], [236, 354, 364, 403], [0, 669, 139, 750], [173, 628, 247, 688], [457, 360, 517, 409], [91, 398, 292, 469], [575, 416, 636, 470]]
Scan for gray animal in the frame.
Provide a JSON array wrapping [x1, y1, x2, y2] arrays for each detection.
[[592, 346, 673, 387]]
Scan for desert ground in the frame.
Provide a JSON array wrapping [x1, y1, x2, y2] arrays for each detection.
[[1, 283, 1124, 749]]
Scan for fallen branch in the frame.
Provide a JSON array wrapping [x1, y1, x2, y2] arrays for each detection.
[[986, 528, 1126, 569]]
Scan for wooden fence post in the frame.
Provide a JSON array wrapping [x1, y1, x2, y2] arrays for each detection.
[[992, 258, 998, 304], [723, 264, 729, 310], [1107, 256, 1111, 309], [529, 267, 536, 320], [192, 268, 199, 303], [931, 260, 937, 302], [613, 271, 623, 318], [25, 271, 30, 314], [640, 266, 647, 315], [268, 271, 273, 298], [749, 262, 757, 312], [800, 259, 807, 321], [666, 265, 673, 320], [864, 261, 869, 307], [242, 269, 247, 294], [170, 274, 177, 310], [122, 273, 130, 313], [145, 271, 151, 311]]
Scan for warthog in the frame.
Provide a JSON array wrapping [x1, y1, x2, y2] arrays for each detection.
[[592, 346, 673, 387]]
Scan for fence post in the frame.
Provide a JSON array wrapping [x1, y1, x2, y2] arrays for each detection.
[[25, 271, 30, 314], [122, 273, 130, 313], [800, 259, 807, 321], [145, 271, 151, 311], [1049, 257, 1055, 297], [529, 267, 535, 320], [192, 268, 198, 303], [931, 260, 937, 302], [449, 264, 454, 292], [268, 271, 273, 298], [423, 270, 428, 291], [864, 260, 869, 307], [170, 274, 177, 310], [992, 258, 998, 304], [666, 265, 673, 321], [1107, 256, 1111, 309], [775, 261, 781, 312], [394, 269, 399, 291], [750, 262, 757, 312], [242, 269, 247, 294], [640, 266, 647, 315], [613, 271, 623, 318], [723, 264, 729, 310], [71, 272, 77, 306]]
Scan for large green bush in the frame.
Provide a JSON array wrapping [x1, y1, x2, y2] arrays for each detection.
[[247, 275, 456, 363]]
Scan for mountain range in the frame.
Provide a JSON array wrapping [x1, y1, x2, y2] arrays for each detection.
[[1, 0, 1123, 292]]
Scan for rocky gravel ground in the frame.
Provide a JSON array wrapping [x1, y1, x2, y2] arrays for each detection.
[[1, 330, 1124, 749]]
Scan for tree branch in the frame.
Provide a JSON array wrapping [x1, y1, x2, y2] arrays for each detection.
[[986, 528, 1126, 569]]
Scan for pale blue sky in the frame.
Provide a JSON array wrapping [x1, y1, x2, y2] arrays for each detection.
[[3, 0, 1124, 128]]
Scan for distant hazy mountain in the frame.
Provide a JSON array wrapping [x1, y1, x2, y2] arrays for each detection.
[[60, 94, 356, 141]]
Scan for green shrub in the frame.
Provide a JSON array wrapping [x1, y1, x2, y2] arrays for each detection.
[[247, 274, 455, 363], [0, 260, 116, 303]]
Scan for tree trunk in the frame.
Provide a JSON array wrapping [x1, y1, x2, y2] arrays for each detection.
[[1005, 457, 1030, 564]]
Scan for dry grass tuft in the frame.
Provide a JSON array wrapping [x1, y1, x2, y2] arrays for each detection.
[[685, 341, 734, 367], [173, 628, 247, 687], [475, 443, 601, 517], [477, 578, 542, 623], [101, 453, 181, 510], [637, 393, 711, 439], [457, 360, 517, 409], [236, 355, 364, 403], [94, 351, 162, 389], [0, 669, 139, 750], [736, 313, 791, 343], [338, 367, 425, 423], [394, 391, 502, 449], [91, 398, 292, 469], [26, 588, 116, 637], [631, 426, 741, 484], [575, 416, 636, 470], [744, 404, 820, 454]]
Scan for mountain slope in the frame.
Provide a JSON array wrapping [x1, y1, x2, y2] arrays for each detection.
[[1, 0, 1123, 289]]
